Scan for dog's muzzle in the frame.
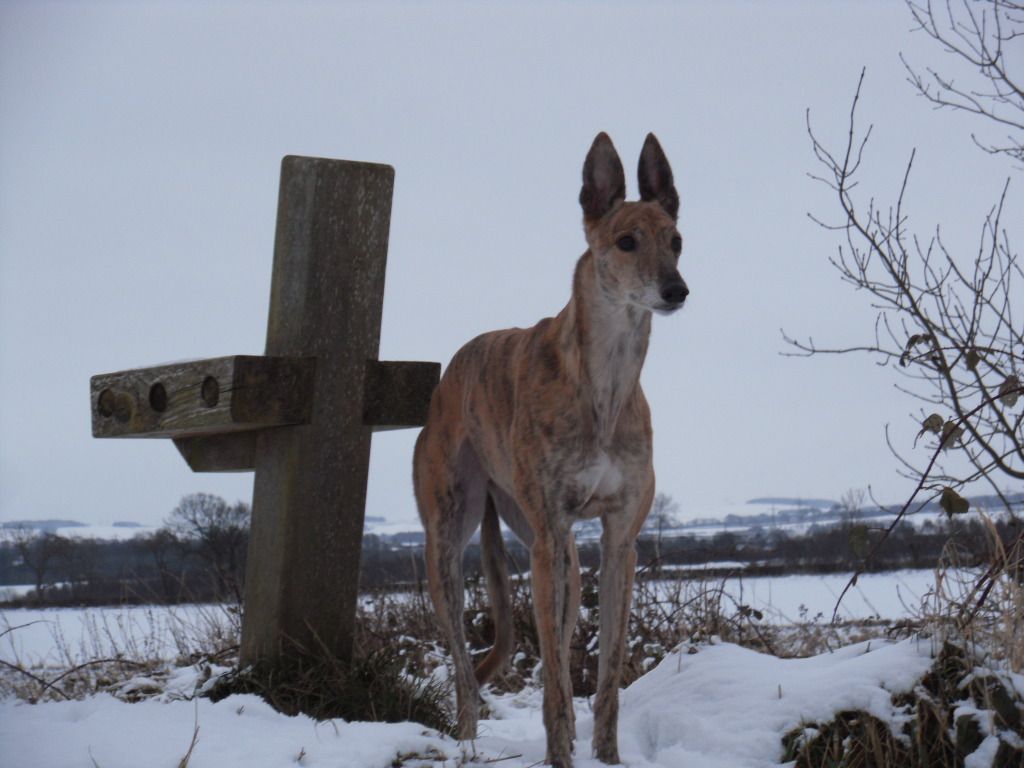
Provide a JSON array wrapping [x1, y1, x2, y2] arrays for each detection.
[[658, 278, 689, 310]]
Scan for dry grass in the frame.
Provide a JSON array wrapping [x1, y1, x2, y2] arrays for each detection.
[[0, 603, 239, 702], [205, 640, 454, 735], [919, 514, 1024, 673]]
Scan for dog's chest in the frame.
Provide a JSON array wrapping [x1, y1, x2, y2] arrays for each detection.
[[574, 450, 624, 502]]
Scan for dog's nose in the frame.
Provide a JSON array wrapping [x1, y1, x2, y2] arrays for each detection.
[[660, 280, 689, 305]]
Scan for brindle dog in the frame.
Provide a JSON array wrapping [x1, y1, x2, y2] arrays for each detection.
[[413, 133, 687, 767]]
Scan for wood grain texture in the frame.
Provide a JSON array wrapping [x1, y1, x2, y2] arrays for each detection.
[[363, 360, 440, 431], [91, 356, 315, 439], [241, 156, 395, 667], [173, 432, 258, 472]]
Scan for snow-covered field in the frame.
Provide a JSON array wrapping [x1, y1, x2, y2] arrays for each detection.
[[661, 503, 1014, 541], [3, 568, 1015, 766], [0, 569, 938, 669], [6, 569, 1015, 765], [0, 637, 944, 768], [1, 603, 236, 668], [662, 568, 938, 623]]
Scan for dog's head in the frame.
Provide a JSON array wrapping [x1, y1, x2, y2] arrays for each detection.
[[579, 133, 688, 315]]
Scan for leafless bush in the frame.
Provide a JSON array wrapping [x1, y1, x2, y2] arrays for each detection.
[[783, 0, 1023, 657], [787, 66, 1022, 505], [903, 0, 1024, 164]]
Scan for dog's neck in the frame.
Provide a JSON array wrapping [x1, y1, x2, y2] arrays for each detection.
[[557, 251, 651, 445]]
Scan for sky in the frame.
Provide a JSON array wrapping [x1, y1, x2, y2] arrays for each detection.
[[0, 1, 1018, 529]]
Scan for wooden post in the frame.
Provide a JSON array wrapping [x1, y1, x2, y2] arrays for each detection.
[[242, 156, 393, 666], [89, 155, 440, 675]]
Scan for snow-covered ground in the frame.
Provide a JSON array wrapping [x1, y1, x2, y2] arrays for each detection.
[[2, 566, 1017, 767], [0, 637, 943, 768]]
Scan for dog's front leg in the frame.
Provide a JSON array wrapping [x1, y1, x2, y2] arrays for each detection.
[[592, 518, 639, 765], [530, 523, 578, 768]]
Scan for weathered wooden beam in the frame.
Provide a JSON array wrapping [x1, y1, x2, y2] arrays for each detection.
[[363, 360, 440, 431], [91, 355, 315, 439], [241, 156, 396, 668], [173, 432, 258, 472]]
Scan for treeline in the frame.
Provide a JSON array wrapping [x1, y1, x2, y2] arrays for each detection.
[[1, 493, 249, 606], [3, 492, 1020, 607], [366, 515, 1024, 586]]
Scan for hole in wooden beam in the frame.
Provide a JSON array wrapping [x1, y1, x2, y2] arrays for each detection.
[[201, 376, 220, 407], [97, 389, 115, 418], [148, 382, 168, 412]]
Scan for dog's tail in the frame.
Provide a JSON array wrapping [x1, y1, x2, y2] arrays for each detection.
[[474, 493, 514, 685]]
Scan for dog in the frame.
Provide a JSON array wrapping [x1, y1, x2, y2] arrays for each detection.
[[413, 132, 687, 767]]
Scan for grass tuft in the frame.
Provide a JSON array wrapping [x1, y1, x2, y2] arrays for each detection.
[[205, 641, 453, 735]]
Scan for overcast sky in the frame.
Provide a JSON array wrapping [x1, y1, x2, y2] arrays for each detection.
[[1, 1, 1018, 529]]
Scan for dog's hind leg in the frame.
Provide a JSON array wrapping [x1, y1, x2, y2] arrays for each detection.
[[414, 435, 486, 740]]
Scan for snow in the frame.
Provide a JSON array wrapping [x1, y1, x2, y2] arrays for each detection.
[[965, 735, 1002, 768], [658, 560, 749, 571], [1, 604, 236, 667], [609, 639, 934, 767], [1, 685, 450, 768], [54, 524, 159, 541], [677, 568, 937, 622], [0, 637, 942, 767], [1, 571, 932, 669], [0, 570, 941, 668]]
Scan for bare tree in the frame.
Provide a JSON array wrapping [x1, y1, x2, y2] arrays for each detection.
[[839, 488, 870, 561], [139, 528, 184, 603], [165, 493, 250, 602], [903, 0, 1024, 164], [784, 18, 1022, 513], [58, 537, 102, 601], [783, 0, 1023, 619], [838, 488, 868, 522], [647, 492, 681, 574], [5, 526, 68, 604]]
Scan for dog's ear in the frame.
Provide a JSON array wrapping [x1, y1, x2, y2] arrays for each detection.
[[638, 133, 679, 220], [580, 132, 626, 222]]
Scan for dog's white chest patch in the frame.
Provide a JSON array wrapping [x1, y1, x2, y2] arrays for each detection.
[[577, 451, 623, 500]]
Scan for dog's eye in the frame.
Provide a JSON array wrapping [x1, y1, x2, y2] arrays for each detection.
[[671, 235, 682, 253], [616, 235, 636, 252]]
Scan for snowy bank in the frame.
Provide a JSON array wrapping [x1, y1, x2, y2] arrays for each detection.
[[1, 637, 946, 767]]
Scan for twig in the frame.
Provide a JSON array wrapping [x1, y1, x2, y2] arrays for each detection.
[[482, 752, 525, 764], [45, 656, 149, 690], [0, 658, 70, 699], [0, 620, 50, 641], [177, 700, 201, 768]]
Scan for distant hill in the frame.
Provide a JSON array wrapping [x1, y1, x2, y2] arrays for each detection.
[[1, 519, 86, 533], [746, 497, 838, 508]]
